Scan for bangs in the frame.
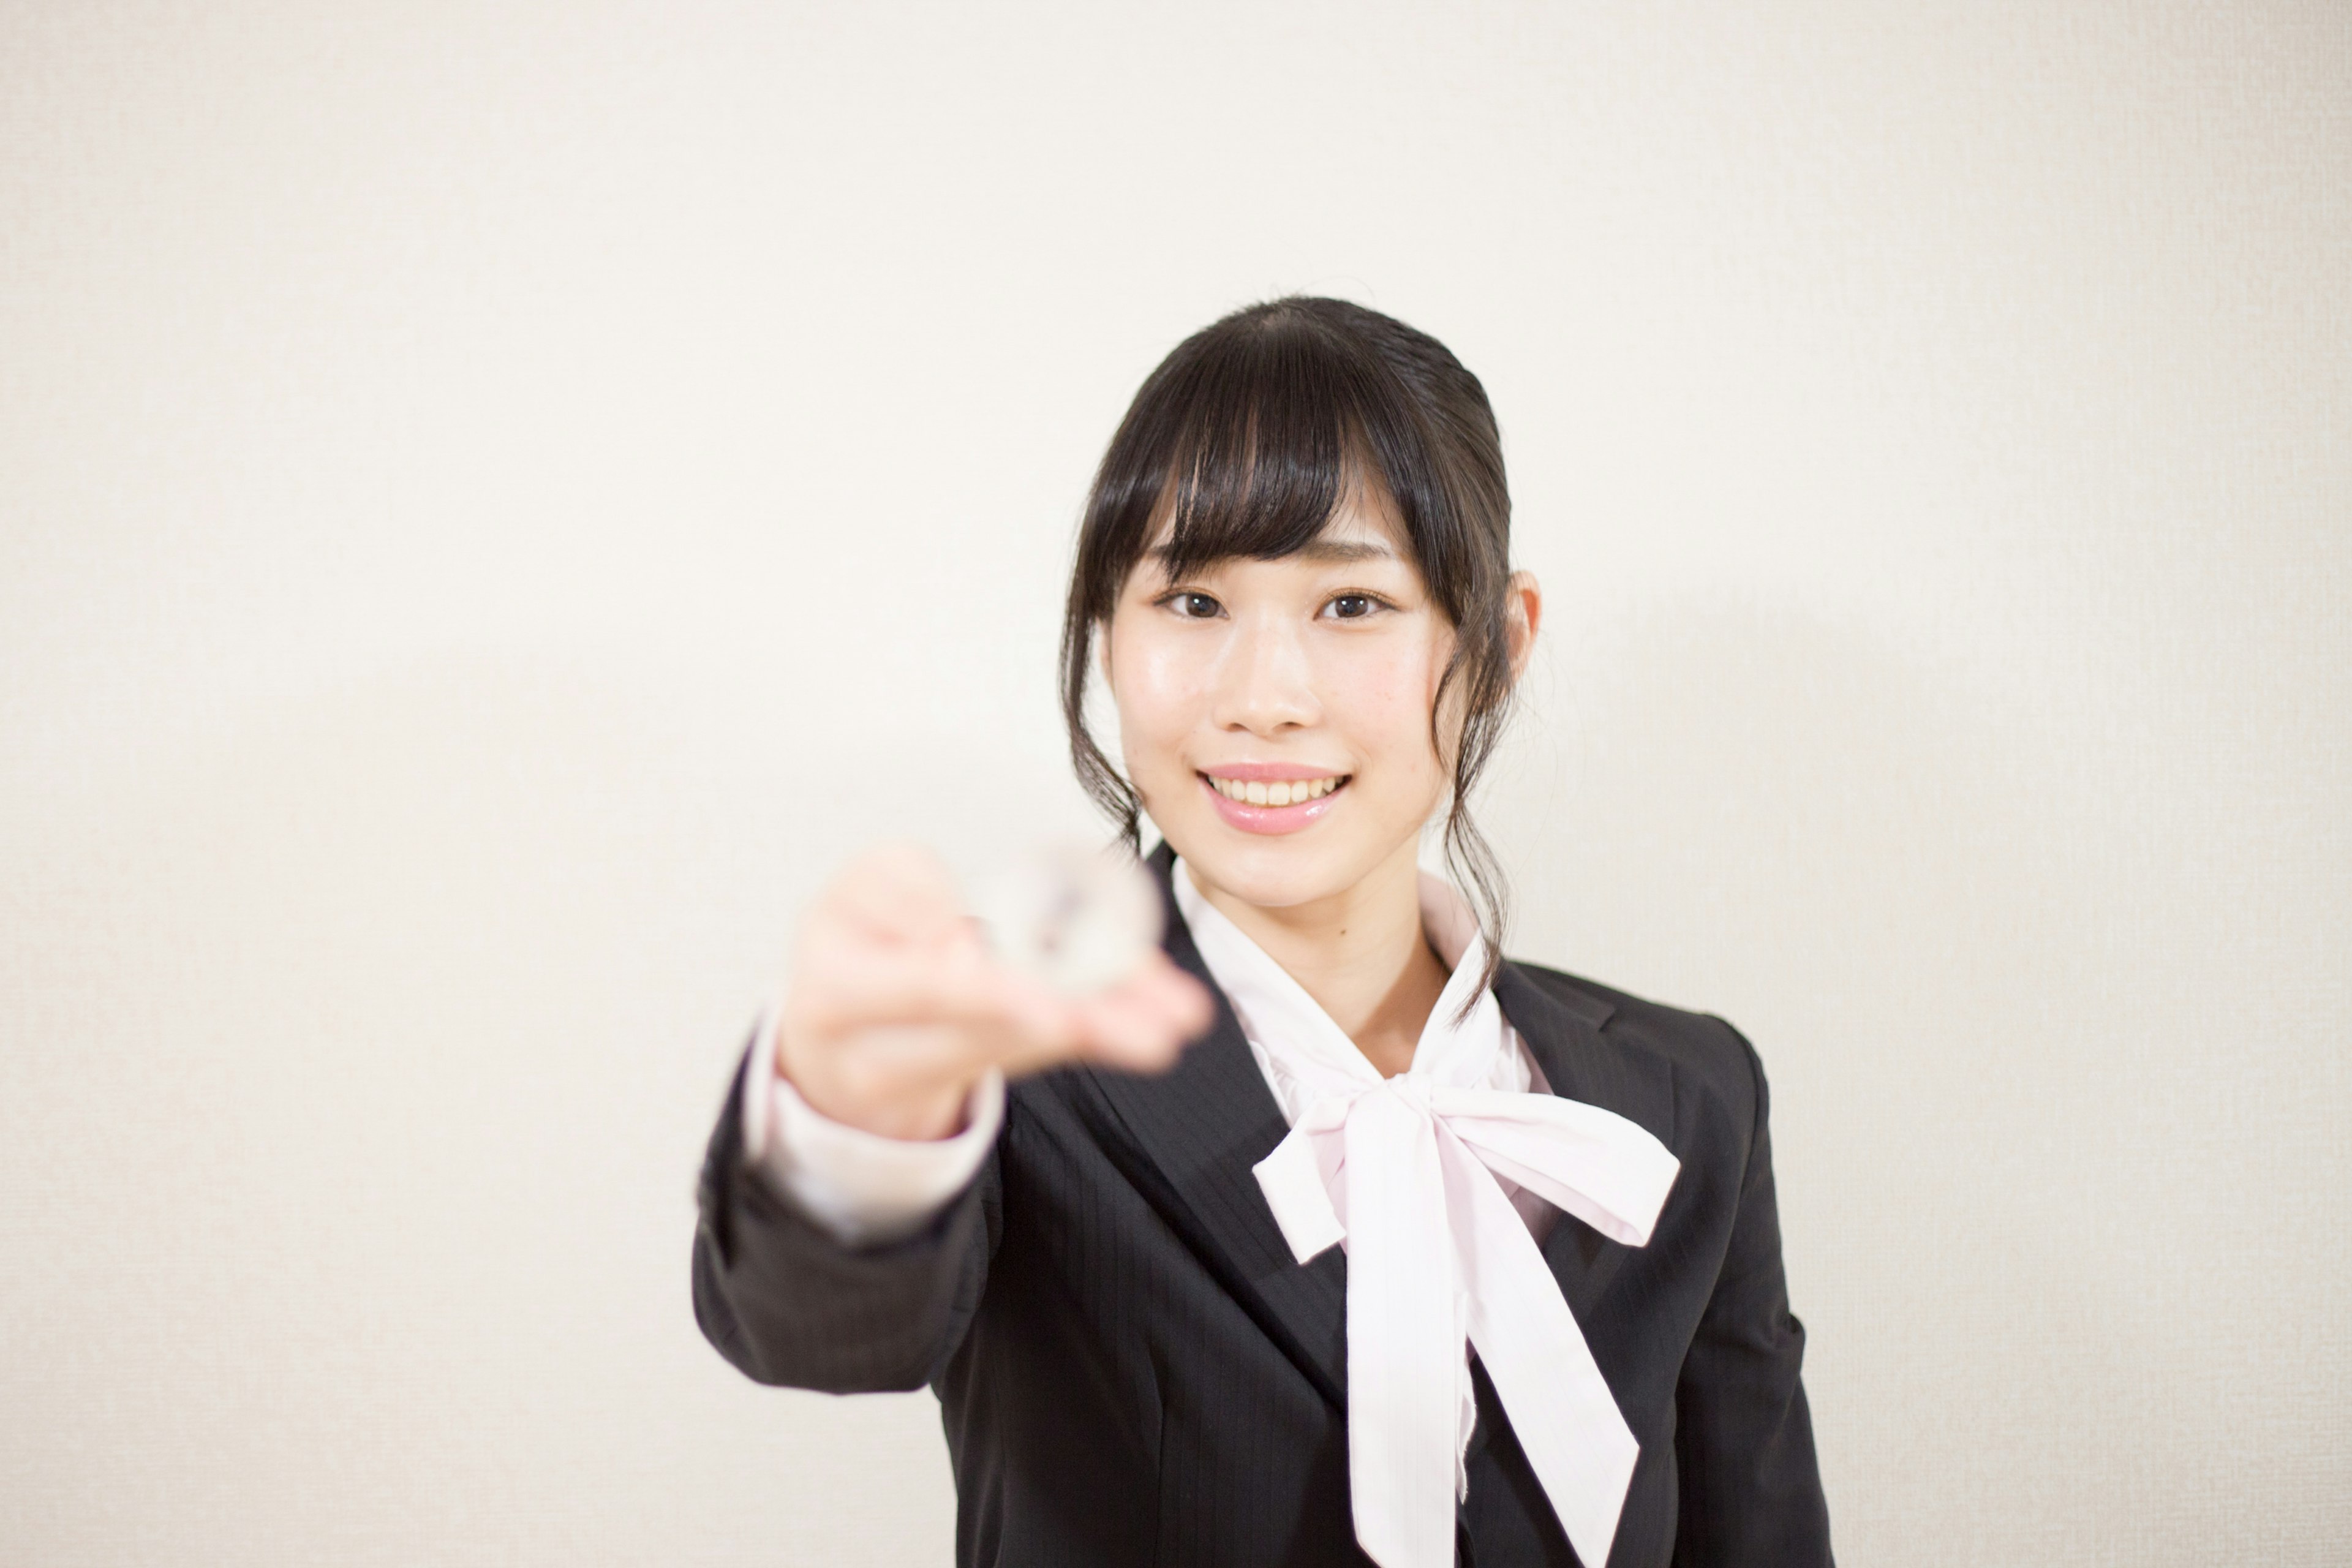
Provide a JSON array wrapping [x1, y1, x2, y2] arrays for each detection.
[[1074, 304, 1475, 624], [1146, 349, 1390, 586]]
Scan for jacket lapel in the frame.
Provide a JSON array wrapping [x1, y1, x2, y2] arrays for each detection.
[[1491, 960, 1680, 1323], [1082, 842, 1352, 1411], [1078, 843, 1681, 1415]]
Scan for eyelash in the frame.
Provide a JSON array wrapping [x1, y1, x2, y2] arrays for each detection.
[[1155, 590, 1396, 621]]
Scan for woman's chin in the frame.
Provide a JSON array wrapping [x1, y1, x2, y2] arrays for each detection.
[[1163, 821, 1392, 914]]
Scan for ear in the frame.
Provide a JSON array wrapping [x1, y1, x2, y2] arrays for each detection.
[[1503, 570, 1543, 685]]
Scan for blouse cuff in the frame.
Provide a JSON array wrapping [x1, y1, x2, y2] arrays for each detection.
[[737, 1003, 1005, 1247]]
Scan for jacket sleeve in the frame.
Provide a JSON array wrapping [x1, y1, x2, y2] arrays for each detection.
[[1672, 1020, 1834, 1566], [690, 1031, 1001, 1395]]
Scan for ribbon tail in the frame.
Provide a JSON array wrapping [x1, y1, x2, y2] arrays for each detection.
[[1443, 1129, 1642, 1568], [1253, 1122, 1346, 1264], [1433, 1087, 1682, 1247], [1344, 1092, 1461, 1568]]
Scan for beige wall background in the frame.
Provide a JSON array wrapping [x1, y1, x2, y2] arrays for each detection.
[[3, 2, 2345, 1563]]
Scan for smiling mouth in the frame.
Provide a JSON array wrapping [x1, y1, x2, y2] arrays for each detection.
[[1200, 773, 1351, 809]]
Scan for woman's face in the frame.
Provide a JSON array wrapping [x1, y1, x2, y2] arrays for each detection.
[[1102, 483, 1468, 913]]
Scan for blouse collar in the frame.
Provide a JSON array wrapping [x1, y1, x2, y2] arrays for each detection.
[[1169, 853, 1509, 1099]]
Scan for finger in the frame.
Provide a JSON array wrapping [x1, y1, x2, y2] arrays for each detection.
[[820, 841, 970, 941], [797, 901, 984, 982], [1147, 957, 1218, 1032], [1098, 953, 1218, 1038], [794, 937, 1082, 1054], [808, 979, 1093, 1096], [967, 963, 1084, 1053], [1068, 984, 1197, 1072]]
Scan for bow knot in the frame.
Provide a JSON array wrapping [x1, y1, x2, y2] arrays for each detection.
[[1166, 854, 1681, 1568], [1254, 1075, 1681, 1568]]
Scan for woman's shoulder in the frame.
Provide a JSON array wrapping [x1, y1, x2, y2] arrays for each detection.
[[1499, 957, 1769, 1137]]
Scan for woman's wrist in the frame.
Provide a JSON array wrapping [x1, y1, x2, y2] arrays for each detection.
[[774, 1025, 974, 1142]]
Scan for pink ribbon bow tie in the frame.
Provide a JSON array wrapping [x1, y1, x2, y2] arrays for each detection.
[[1253, 1073, 1681, 1568]]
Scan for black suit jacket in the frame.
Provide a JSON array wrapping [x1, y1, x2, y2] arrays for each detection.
[[692, 843, 1833, 1566]]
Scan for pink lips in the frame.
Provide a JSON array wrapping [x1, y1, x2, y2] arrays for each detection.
[[1197, 770, 1351, 836]]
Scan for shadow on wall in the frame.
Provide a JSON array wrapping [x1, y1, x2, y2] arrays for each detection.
[[1483, 597, 2346, 1564]]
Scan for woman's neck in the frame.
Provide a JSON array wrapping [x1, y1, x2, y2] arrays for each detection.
[[1189, 837, 1451, 1079]]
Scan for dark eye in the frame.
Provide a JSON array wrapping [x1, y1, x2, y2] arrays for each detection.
[[1167, 590, 1223, 619], [1327, 594, 1377, 620]]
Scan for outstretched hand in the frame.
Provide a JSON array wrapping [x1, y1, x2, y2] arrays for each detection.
[[776, 842, 1216, 1140]]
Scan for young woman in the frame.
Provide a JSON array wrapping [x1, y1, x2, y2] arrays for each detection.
[[691, 297, 1833, 1567]]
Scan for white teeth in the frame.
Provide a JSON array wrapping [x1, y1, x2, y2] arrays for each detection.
[[1207, 774, 1346, 805]]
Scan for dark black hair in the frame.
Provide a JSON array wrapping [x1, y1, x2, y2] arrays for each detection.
[[1059, 296, 1522, 997]]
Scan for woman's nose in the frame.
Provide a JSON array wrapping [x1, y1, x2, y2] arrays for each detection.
[[1210, 616, 1320, 735]]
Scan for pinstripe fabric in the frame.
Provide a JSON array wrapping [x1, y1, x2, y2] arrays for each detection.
[[692, 844, 1833, 1566]]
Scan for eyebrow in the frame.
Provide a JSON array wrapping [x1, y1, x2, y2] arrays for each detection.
[[1145, 538, 1400, 566]]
